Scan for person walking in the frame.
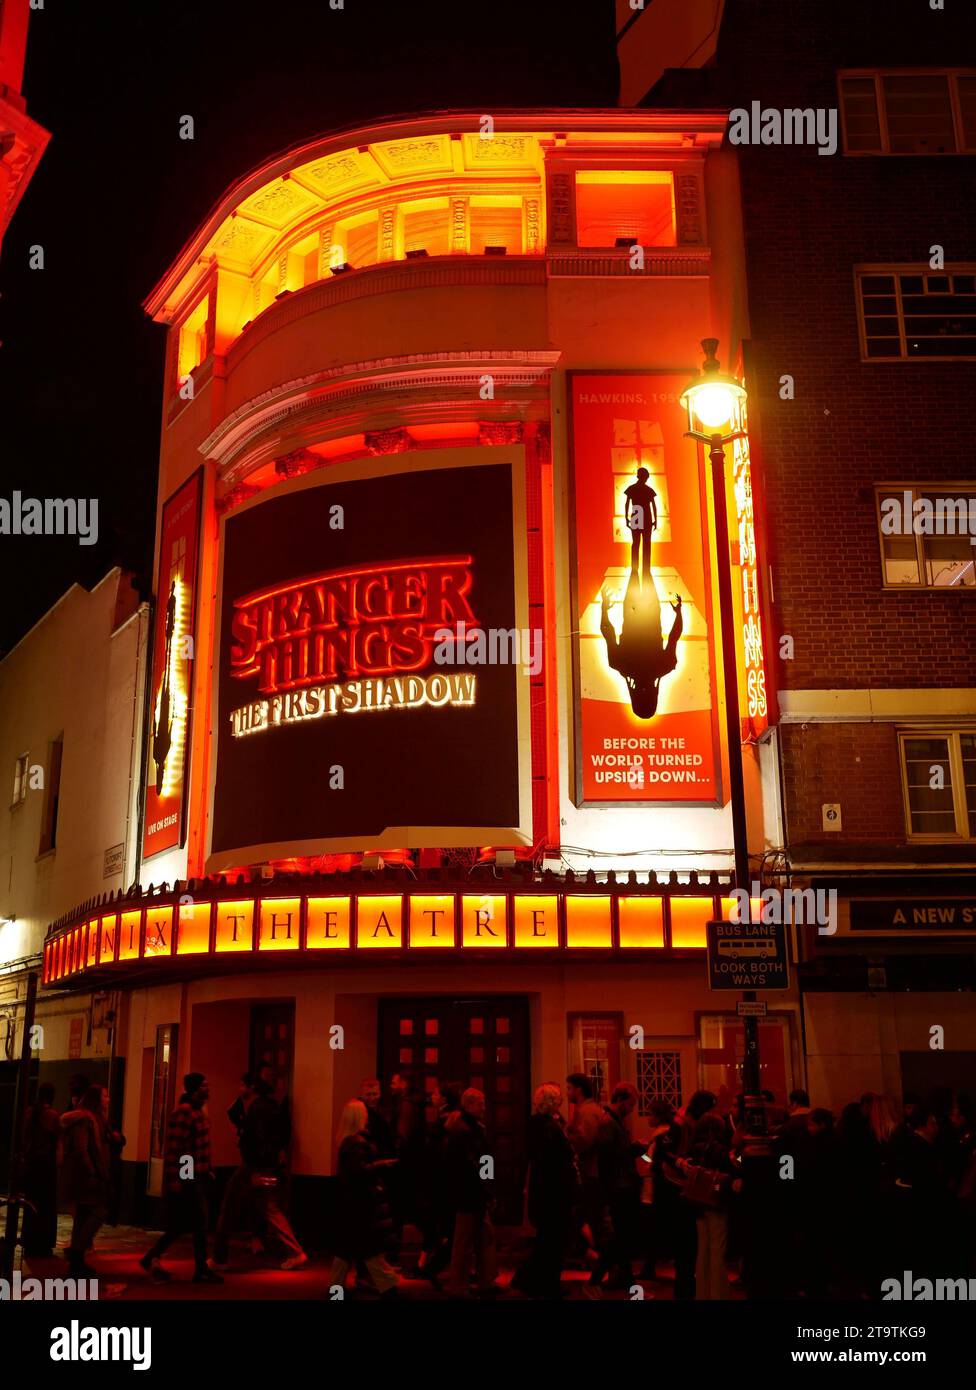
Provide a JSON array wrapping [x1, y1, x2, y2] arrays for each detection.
[[22, 1083, 60, 1257], [327, 1100, 399, 1297], [213, 1072, 259, 1267], [60, 1084, 111, 1277], [444, 1089, 499, 1298], [511, 1083, 579, 1299], [238, 1075, 307, 1269], [139, 1072, 222, 1284]]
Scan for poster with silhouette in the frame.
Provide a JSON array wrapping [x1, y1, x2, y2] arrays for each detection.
[[568, 373, 721, 805], [143, 468, 203, 859]]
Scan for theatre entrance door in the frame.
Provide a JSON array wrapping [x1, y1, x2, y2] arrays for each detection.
[[377, 995, 529, 1223]]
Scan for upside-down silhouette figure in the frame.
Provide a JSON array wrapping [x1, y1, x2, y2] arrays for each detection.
[[601, 572, 683, 720]]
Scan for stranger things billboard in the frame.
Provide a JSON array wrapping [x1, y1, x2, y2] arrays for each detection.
[[568, 372, 722, 806], [206, 449, 531, 870]]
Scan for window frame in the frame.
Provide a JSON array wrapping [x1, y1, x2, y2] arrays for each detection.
[[36, 734, 63, 858], [855, 263, 976, 363], [899, 729, 976, 842], [11, 752, 29, 809], [838, 68, 976, 156], [874, 481, 976, 590]]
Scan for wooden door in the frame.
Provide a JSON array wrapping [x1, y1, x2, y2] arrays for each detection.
[[378, 995, 529, 1223]]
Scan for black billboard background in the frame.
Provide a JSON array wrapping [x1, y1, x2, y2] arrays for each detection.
[[210, 460, 520, 860]]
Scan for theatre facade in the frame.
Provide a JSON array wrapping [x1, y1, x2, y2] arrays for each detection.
[[40, 109, 791, 1227]]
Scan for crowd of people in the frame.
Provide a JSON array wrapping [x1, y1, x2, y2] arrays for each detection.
[[17, 1066, 976, 1299], [325, 1074, 976, 1299]]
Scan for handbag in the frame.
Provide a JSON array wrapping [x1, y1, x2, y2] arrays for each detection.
[[680, 1163, 725, 1208]]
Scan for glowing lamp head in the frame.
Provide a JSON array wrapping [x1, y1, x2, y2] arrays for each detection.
[[680, 338, 747, 434]]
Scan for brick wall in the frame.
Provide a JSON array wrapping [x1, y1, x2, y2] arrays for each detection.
[[722, 0, 976, 692], [780, 722, 907, 846]]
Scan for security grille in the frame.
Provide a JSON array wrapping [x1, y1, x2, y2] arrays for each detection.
[[636, 1048, 682, 1116]]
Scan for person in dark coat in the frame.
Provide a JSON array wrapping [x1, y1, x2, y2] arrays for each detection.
[[213, 1072, 258, 1267], [655, 1090, 715, 1299], [803, 1107, 840, 1296], [417, 1080, 462, 1287], [237, 1077, 307, 1268], [774, 1088, 816, 1296], [387, 1072, 425, 1259], [637, 1098, 677, 1280], [444, 1088, 499, 1297], [22, 1083, 60, 1257], [328, 1099, 399, 1296], [60, 1085, 111, 1277], [512, 1083, 580, 1298], [592, 1083, 644, 1289], [681, 1112, 738, 1300], [358, 1078, 396, 1157], [890, 1107, 955, 1280]]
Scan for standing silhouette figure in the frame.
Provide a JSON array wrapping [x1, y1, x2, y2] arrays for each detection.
[[623, 467, 657, 576]]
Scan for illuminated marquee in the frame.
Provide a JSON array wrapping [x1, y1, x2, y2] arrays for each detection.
[[42, 884, 737, 985]]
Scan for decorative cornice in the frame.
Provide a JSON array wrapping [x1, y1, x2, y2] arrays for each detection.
[[274, 448, 319, 479], [215, 482, 260, 515], [546, 247, 711, 278], [364, 427, 411, 455], [201, 349, 559, 482]]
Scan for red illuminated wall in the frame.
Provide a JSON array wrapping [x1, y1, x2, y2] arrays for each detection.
[[0, 0, 49, 248]]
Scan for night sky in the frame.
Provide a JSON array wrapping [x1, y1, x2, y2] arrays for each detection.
[[0, 0, 619, 653]]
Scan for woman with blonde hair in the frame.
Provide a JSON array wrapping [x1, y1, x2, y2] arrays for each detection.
[[327, 1099, 399, 1297], [512, 1083, 579, 1298], [866, 1093, 899, 1145]]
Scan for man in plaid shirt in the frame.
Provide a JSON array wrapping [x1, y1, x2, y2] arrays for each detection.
[[139, 1072, 223, 1283]]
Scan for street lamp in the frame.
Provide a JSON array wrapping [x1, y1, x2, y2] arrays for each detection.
[[680, 338, 747, 437], [680, 340, 760, 1097]]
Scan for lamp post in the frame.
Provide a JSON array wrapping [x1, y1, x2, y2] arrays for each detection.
[[680, 340, 761, 1098]]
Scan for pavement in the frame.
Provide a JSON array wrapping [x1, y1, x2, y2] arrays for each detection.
[[16, 1216, 746, 1301]]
